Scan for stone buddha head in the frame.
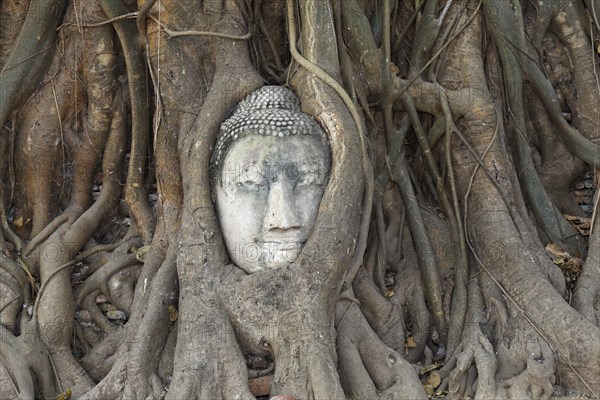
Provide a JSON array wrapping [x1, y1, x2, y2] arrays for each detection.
[[211, 86, 331, 274]]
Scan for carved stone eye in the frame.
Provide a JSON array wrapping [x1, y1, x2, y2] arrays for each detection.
[[284, 164, 301, 183]]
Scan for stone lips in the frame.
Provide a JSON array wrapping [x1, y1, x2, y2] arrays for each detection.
[[210, 86, 328, 186]]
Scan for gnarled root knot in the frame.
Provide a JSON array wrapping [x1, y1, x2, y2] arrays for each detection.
[[336, 298, 427, 400]]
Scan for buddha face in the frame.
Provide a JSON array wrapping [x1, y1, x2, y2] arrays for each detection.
[[215, 134, 330, 274]]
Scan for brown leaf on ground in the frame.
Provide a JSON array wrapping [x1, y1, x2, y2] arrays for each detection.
[[564, 215, 592, 236]]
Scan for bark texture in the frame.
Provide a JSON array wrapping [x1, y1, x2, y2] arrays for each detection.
[[0, 0, 599, 399]]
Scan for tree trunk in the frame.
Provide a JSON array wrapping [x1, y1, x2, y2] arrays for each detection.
[[0, 0, 598, 399]]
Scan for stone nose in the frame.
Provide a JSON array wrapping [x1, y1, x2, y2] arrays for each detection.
[[263, 179, 301, 231]]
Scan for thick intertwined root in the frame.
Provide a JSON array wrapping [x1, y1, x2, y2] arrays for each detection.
[[336, 298, 427, 400]]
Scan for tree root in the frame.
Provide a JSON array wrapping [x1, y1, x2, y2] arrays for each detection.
[[166, 304, 253, 400], [119, 248, 177, 399], [447, 324, 497, 400], [0, 326, 36, 399], [496, 340, 555, 400], [441, 267, 561, 400], [2, 1, 599, 399], [34, 69, 126, 396], [336, 297, 427, 400], [354, 248, 405, 355], [0, 323, 58, 399], [80, 325, 125, 381], [79, 242, 177, 399], [397, 272, 430, 364], [573, 212, 600, 326], [74, 252, 139, 307], [446, 324, 556, 400], [383, 114, 447, 344], [483, 0, 584, 254], [0, 0, 67, 128], [268, 328, 343, 399], [99, 0, 155, 244], [107, 264, 142, 315], [0, 256, 27, 331]]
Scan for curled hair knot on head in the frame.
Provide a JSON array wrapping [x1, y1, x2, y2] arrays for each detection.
[[210, 86, 329, 188]]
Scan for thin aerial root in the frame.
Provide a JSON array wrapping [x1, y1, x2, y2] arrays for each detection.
[[23, 214, 69, 257], [286, 0, 374, 288], [99, 0, 155, 244]]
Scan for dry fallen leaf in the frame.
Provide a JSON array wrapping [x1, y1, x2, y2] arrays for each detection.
[[56, 388, 72, 400], [564, 214, 592, 236], [425, 371, 441, 388], [423, 383, 434, 396], [419, 363, 442, 375], [12, 216, 24, 228], [422, 371, 442, 396], [545, 243, 582, 287], [168, 305, 178, 322], [545, 243, 569, 259], [406, 336, 418, 348], [135, 245, 151, 262]]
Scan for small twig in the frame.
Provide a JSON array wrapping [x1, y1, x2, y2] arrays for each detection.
[[32, 241, 123, 326], [431, 0, 465, 80], [589, 18, 600, 236], [51, 80, 68, 204], [590, 168, 600, 236], [395, 0, 482, 99], [47, 349, 62, 393], [286, 0, 374, 288], [16, 257, 36, 292], [335, 290, 360, 337], [462, 119, 499, 228], [374, 194, 388, 294], [336, 302, 355, 336], [0, 210, 23, 254], [23, 214, 69, 257], [0, 46, 53, 73], [0, 294, 19, 315], [395, 1, 425, 49], [57, 12, 138, 30], [403, 93, 455, 224], [148, 14, 251, 40], [8, 120, 16, 207], [589, 0, 600, 31], [166, 29, 251, 40], [441, 90, 468, 357], [137, 0, 157, 39], [452, 122, 504, 197]]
